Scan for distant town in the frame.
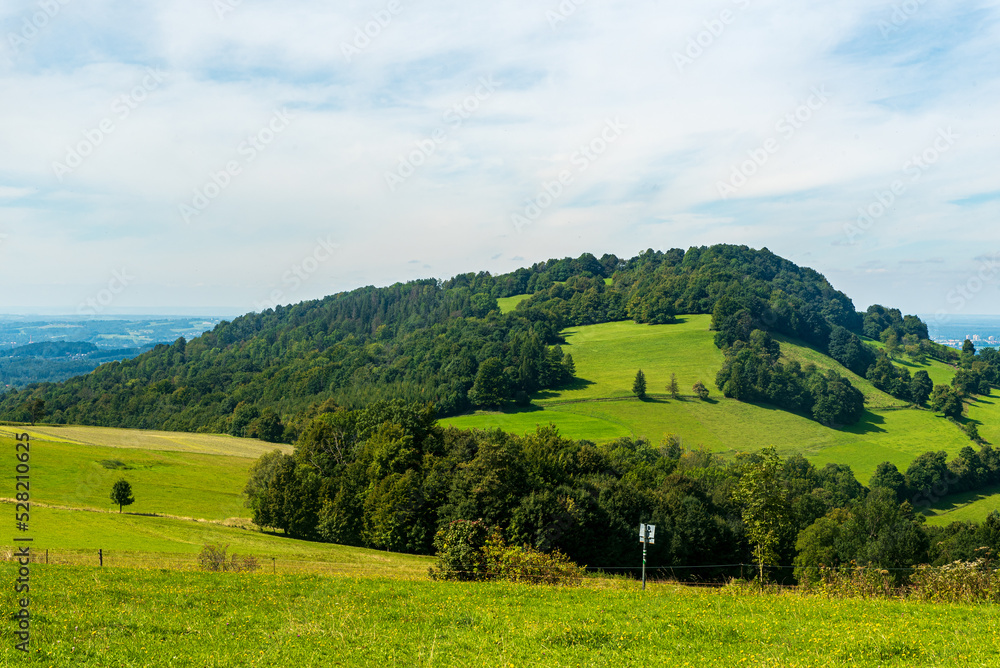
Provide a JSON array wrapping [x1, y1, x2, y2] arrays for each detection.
[[934, 333, 1000, 349]]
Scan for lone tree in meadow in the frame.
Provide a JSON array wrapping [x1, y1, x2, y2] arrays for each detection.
[[931, 384, 964, 420], [668, 373, 680, 399], [111, 478, 135, 513], [632, 369, 647, 400], [732, 447, 790, 583], [693, 381, 710, 400]]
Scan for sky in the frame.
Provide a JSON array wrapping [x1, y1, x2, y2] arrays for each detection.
[[0, 0, 998, 320]]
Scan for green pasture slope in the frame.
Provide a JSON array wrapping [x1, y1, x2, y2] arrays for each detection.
[[0, 423, 290, 458], [0, 426, 429, 577], [1, 504, 430, 577], [3, 566, 999, 666], [0, 431, 263, 521], [442, 314, 974, 483], [920, 391, 1000, 525], [496, 293, 531, 313]]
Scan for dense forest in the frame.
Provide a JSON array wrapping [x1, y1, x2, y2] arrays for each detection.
[[0, 245, 973, 438], [244, 399, 1000, 583]]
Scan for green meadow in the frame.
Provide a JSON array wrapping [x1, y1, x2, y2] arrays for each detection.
[[442, 314, 975, 483], [923, 483, 1000, 526], [496, 293, 531, 314], [0, 424, 430, 578], [0, 433, 259, 520], [0, 424, 288, 458], [1, 503, 431, 577], [918, 391, 1000, 525], [3, 565, 999, 667]]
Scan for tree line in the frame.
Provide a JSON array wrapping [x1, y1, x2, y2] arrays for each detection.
[[242, 399, 1000, 583]]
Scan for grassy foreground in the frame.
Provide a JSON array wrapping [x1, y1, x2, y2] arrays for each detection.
[[2, 565, 998, 666]]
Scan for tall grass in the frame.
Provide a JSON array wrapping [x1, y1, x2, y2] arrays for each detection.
[[3, 564, 999, 666]]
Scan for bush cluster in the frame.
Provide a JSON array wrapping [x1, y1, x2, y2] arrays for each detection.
[[197, 544, 260, 573], [429, 520, 585, 586]]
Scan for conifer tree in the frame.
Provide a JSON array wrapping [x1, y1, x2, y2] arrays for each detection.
[[632, 369, 647, 400]]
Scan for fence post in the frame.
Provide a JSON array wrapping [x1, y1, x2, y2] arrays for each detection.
[[99, 549, 103, 567], [272, 557, 276, 574], [45, 549, 48, 565]]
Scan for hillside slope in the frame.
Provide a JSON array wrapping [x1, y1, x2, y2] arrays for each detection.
[[0, 245, 949, 446], [442, 315, 970, 481]]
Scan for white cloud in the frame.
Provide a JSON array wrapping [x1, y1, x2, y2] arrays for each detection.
[[0, 0, 998, 313]]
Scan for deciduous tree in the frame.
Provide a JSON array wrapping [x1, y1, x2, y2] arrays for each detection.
[[26, 398, 45, 426], [111, 478, 135, 513], [732, 447, 790, 582], [469, 357, 510, 408]]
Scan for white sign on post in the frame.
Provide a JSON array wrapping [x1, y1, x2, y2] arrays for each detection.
[[639, 523, 656, 544], [639, 522, 655, 590]]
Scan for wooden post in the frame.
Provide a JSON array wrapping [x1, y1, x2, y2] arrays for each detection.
[[99, 549, 103, 567], [272, 557, 276, 574], [45, 549, 48, 565]]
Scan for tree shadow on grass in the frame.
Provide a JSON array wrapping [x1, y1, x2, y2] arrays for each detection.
[[840, 411, 888, 435], [923, 483, 1000, 515], [503, 404, 545, 415], [891, 357, 926, 370], [532, 377, 596, 400]]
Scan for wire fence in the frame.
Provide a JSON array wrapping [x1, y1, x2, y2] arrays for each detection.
[[3, 548, 985, 591], [0, 547, 428, 578]]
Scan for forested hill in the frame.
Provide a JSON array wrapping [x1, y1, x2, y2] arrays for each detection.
[[0, 245, 934, 440]]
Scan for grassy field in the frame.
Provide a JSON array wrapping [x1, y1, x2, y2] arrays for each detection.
[[539, 316, 725, 403], [440, 407, 631, 441], [496, 293, 530, 314], [1, 504, 432, 576], [919, 390, 1000, 525], [923, 483, 1000, 526], [774, 333, 906, 409], [0, 424, 431, 578], [442, 316, 972, 482], [965, 391, 1000, 446], [3, 566, 998, 666], [0, 432, 261, 520], [0, 424, 289, 458]]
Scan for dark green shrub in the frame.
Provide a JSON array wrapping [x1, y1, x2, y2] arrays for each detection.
[[483, 531, 585, 586], [429, 521, 585, 585], [428, 520, 491, 581]]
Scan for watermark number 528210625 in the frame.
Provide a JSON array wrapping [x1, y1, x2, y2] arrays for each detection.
[[13, 432, 32, 653]]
